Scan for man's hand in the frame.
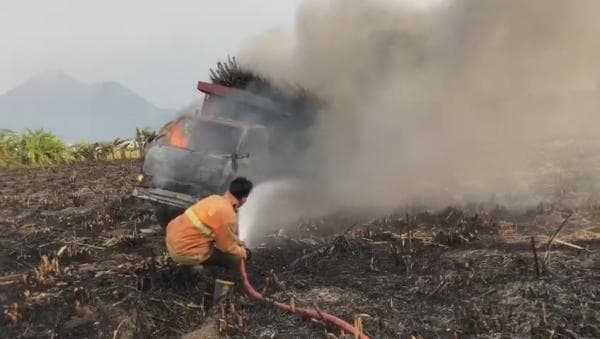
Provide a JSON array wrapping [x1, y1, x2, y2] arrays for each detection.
[[238, 246, 248, 260]]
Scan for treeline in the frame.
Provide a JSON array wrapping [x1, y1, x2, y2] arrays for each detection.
[[0, 128, 158, 167]]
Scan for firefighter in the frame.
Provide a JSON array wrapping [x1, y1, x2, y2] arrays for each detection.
[[165, 177, 253, 298]]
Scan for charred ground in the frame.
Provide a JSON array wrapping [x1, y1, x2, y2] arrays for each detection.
[[1, 161, 599, 338]]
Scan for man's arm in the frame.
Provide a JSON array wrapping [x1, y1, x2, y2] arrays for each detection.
[[212, 211, 247, 259]]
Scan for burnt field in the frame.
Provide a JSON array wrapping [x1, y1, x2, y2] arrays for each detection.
[[1, 160, 600, 338]]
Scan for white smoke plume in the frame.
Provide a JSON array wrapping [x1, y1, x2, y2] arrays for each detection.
[[237, 0, 600, 243]]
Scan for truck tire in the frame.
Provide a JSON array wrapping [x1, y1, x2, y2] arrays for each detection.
[[154, 204, 184, 228]]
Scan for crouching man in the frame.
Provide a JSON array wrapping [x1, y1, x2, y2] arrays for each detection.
[[165, 177, 252, 301]]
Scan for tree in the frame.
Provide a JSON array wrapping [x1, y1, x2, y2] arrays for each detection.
[[71, 142, 97, 161], [94, 142, 113, 160], [111, 138, 129, 160], [135, 128, 158, 158]]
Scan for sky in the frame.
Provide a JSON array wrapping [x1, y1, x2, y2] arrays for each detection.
[[0, 0, 302, 109], [0, 0, 442, 109]]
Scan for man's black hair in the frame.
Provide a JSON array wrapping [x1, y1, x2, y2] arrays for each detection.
[[229, 177, 253, 200]]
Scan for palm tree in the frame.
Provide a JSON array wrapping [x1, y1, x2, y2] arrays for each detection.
[[94, 142, 113, 160], [119, 139, 136, 159], [111, 138, 129, 159], [135, 128, 158, 158], [71, 142, 96, 161]]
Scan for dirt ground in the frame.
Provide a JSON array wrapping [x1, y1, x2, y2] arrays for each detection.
[[1, 160, 600, 338]]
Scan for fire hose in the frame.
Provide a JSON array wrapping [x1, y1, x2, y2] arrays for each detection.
[[239, 259, 370, 339]]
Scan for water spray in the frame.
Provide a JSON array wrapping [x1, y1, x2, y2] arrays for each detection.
[[238, 179, 323, 246]]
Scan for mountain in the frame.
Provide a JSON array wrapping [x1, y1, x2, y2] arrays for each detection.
[[0, 71, 176, 142]]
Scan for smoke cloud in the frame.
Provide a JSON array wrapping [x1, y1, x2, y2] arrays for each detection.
[[238, 0, 600, 213]]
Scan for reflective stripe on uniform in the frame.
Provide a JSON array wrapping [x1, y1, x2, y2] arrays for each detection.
[[184, 209, 215, 238]]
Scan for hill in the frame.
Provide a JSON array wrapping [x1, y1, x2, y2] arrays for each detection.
[[0, 71, 175, 142]]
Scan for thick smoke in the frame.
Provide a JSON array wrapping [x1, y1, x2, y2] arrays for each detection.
[[238, 0, 600, 214]]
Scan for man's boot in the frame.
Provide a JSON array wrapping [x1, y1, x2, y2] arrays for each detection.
[[213, 279, 235, 305]]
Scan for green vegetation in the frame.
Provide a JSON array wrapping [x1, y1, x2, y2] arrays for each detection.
[[19, 129, 69, 165], [209, 56, 323, 155], [209, 56, 266, 89], [0, 128, 156, 168], [135, 128, 158, 158], [0, 129, 20, 166], [209, 56, 322, 126], [70, 142, 97, 161], [0, 129, 66, 166]]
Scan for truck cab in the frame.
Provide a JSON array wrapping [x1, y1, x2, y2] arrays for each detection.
[[133, 81, 282, 226]]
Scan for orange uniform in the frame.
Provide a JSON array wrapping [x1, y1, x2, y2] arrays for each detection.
[[166, 192, 246, 264]]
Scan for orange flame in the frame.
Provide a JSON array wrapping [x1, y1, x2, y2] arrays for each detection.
[[169, 121, 188, 148]]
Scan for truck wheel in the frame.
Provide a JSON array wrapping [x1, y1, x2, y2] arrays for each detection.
[[154, 204, 184, 228]]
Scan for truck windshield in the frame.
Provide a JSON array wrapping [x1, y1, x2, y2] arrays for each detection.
[[210, 96, 278, 126], [189, 121, 242, 154]]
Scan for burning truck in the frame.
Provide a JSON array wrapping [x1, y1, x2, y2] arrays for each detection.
[[133, 80, 318, 226]]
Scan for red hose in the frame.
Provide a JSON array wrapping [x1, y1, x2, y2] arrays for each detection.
[[239, 260, 370, 339]]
